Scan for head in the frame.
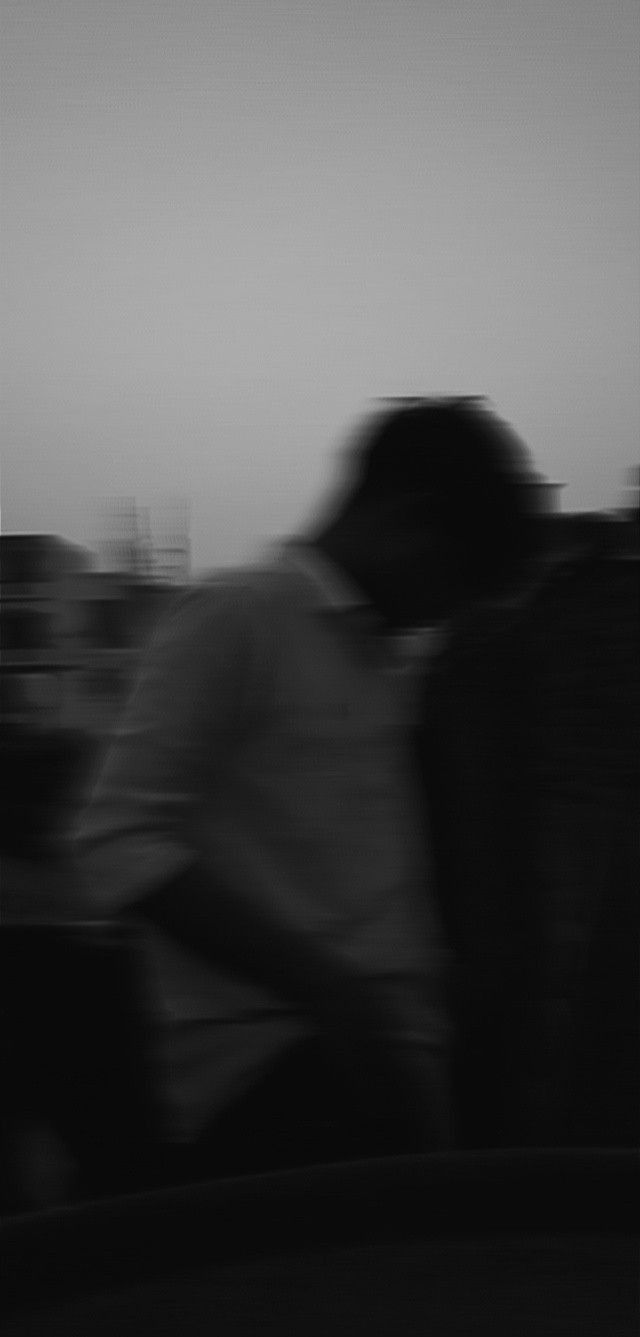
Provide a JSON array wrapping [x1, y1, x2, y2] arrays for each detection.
[[315, 397, 542, 630]]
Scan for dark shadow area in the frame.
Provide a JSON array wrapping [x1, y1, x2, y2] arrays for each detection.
[[417, 539, 639, 1150], [1, 1150, 638, 1334]]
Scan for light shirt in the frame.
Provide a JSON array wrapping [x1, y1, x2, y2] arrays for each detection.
[[75, 542, 449, 1140]]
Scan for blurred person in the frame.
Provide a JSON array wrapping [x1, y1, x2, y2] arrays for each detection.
[[73, 398, 540, 1180], [417, 506, 639, 1149]]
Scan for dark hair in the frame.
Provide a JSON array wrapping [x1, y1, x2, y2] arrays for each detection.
[[347, 396, 543, 599]]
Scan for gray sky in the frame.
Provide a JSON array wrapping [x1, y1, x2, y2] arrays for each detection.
[[2, 0, 638, 568]]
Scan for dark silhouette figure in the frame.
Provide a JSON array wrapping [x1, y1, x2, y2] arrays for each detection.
[[417, 524, 639, 1147]]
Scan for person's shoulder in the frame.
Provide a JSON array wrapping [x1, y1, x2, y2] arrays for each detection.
[[155, 555, 297, 639], [137, 571, 243, 655], [200, 548, 310, 605], [190, 554, 296, 608]]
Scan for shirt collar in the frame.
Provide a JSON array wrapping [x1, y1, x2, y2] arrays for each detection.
[[279, 540, 386, 639], [283, 539, 367, 609]]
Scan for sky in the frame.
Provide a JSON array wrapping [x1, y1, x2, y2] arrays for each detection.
[[2, 0, 638, 570]]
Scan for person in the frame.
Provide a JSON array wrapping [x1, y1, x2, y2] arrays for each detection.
[[415, 507, 639, 1150], [73, 397, 539, 1180]]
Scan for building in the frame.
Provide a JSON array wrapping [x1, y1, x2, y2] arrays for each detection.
[[2, 535, 94, 730], [2, 534, 179, 736]]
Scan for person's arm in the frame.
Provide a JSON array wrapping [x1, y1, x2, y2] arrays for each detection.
[[141, 845, 450, 1144]]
